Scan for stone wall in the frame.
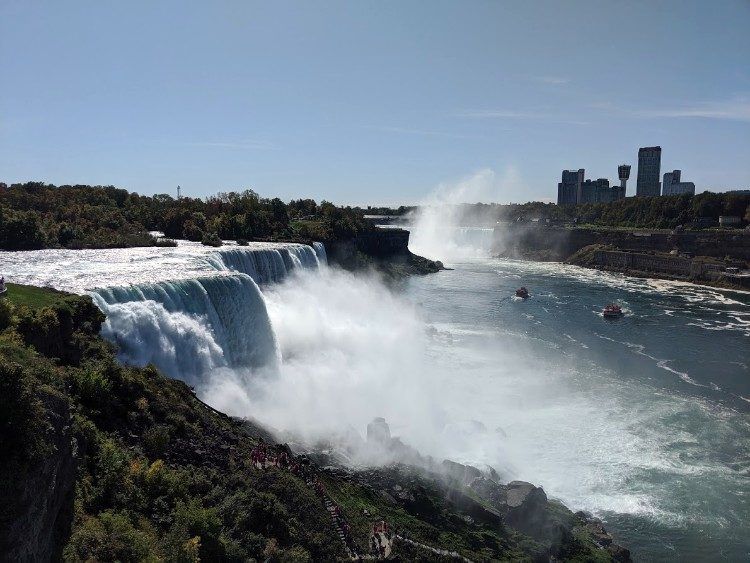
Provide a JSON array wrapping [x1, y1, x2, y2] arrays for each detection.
[[593, 250, 692, 276], [589, 249, 745, 286], [493, 224, 750, 263]]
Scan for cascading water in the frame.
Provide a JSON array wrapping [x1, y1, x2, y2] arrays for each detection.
[[312, 241, 327, 265], [205, 243, 322, 284], [83, 242, 327, 392], [92, 273, 280, 386]]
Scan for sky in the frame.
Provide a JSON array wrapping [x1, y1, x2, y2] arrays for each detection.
[[1, 0, 749, 205]]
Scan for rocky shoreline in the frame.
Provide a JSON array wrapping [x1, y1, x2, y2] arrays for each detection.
[[564, 244, 750, 291]]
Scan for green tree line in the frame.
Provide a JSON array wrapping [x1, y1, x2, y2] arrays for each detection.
[[407, 192, 750, 230], [0, 182, 374, 250]]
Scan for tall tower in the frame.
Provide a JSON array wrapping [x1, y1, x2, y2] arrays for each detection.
[[636, 146, 662, 197], [617, 164, 631, 190], [177, 185, 181, 200]]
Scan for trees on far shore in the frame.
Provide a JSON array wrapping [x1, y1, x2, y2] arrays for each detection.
[[0, 182, 374, 250]]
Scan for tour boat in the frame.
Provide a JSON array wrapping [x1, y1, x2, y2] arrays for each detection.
[[515, 287, 529, 299], [602, 304, 623, 318]]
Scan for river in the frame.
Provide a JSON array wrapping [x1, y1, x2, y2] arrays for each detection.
[[1, 239, 748, 560], [407, 255, 749, 561]]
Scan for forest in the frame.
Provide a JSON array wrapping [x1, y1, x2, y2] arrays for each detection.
[[0, 182, 374, 251]]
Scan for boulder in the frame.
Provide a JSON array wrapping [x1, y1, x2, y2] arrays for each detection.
[[366, 417, 391, 445], [441, 459, 482, 485], [469, 478, 551, 540], [504, 481, 549, 536]]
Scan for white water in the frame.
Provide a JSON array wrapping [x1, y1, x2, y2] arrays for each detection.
[[0, 240, 323, 291], [92, 274, 280, 387]]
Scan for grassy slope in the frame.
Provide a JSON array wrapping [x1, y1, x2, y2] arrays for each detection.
[[3, 282, 70, 309]]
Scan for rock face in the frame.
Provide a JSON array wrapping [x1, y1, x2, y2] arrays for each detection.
[[355, 230, 410, 257], [467, 476, 550, 539], [0, 392, 76, 561]]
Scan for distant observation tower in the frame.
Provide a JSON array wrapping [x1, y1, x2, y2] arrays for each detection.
[[618, 164, 631, 190], [177, 185, 181, 200]]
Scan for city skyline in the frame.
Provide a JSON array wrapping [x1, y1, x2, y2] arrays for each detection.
[[1, 1, 749, 205], [556, 144, 706, 205]]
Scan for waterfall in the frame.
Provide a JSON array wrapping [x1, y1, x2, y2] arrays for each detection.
[[91, 273, 279, 386], [313, 242, 328, 265], [204, 243, 324, 284], [88, 242, 327, 391]]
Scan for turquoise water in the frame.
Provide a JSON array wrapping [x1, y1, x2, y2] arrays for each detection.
[[406, 257, 750, 561]]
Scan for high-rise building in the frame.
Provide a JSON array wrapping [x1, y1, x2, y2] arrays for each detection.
[[636, 146, 661, 197], [556, 168, 625, 205], [579, 178, 621, 204], [617, 164, 631, 193], [663, 169, 679, 193], [557, 169, 584, 205], [662, 169, 695, 196]]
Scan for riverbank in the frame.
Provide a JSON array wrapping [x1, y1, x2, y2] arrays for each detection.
[[0, 283, 626, 560], [566, 244, 750, 290], [493, 224, 750, 290]]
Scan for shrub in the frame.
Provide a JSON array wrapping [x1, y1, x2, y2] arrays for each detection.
[[0, 299, 12, 331], [201, 232, 223, 247], [143, 424, 171, 458], [70, 367, 113, 410], [167, 500, 226, 561], [90, 438, 130, 510], [0, 360, 50, 464], [63, 510, 158, 562], [236, 238, 249, 246]]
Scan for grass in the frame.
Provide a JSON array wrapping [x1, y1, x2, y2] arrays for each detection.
[[3, 283, 70, 310]]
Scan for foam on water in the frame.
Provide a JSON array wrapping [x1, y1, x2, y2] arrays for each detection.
[[0, 239, 325, 292], [92, 273, 280, 387]]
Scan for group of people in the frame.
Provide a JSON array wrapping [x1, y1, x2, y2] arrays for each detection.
[[249, 442, 302, 474]]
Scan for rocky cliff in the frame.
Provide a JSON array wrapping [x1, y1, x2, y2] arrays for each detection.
[[0, 391, 76, 561], [327, 229, 444, 278]]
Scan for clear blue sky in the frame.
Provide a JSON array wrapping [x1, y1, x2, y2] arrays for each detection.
[[1, 0, 748, 205]]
